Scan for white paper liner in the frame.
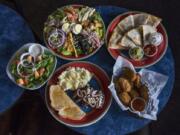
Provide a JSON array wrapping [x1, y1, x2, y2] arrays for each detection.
[[108, 56, 168, 120]]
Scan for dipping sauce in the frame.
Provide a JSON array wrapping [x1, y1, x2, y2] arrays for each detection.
[[29, 44, 44, 58], [143, 44, 158, 57], [129, 47, 144, 61], [148, 32, 163, 46], [131, 97, 146, 112]]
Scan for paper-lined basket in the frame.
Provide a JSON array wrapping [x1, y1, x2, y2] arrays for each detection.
[[108, 56, 168, 120]]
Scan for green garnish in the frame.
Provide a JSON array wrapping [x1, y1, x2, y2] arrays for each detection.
[[129, 47, 144, 60]]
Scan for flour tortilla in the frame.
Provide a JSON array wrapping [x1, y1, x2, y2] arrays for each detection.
[[117, 15, 134, 33], [146, 14, 162, 27], [126, 27, 143, 46], [108, 27, 124, 49], [49, 85, 86, 120], [140, 25, 157, 45], [108, 15, 134, 49], [120, 36, 137, 48], [133, 13, 149, 27], [133, 13, 161, 28], [59, 107, 86, 120]]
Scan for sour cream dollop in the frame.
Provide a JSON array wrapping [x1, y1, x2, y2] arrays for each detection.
[[148, 32, 163, 46], [72, 24, 82, 35]]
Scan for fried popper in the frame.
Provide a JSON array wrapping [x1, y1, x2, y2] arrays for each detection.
[[121, 67, 136, 82], [139, 85, 149, 101], [119, 92, 131, 106], [118, 77, 132, 92], [115, 67, 149, 111]]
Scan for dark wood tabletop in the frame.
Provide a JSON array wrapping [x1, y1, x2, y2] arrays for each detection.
[[0, 0, 180, 135]]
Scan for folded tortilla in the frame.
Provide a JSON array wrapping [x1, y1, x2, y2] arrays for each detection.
[[117, 15, 134, 33], [49, 85, 86, 120], [120, 36, 137, 49], [140, 25, 157, 45], [133, 13, 149, 27], [108, 27, 124, 49], [146, 14, 162, 27], [126, 27, 143, 46], [133, 13, 161, 28]]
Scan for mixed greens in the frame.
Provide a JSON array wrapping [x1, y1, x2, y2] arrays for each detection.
[[10, 49, 56, 89], [44, 5, 105, 58]]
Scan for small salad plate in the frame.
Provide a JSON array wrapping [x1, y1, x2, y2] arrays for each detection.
[[106, 11, 168, 68], [6, 43, 57, 90], [45, 61, 112, 127], [43, 5, 106, 60]]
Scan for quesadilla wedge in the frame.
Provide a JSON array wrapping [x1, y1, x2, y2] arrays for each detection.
[[126, 27, 143, 46], [140, 25, 157, 45], [117, 15, 134, 33], [108, 27, 124, 49], [133, 13, 149, 27], [120, 35, 137, 49], [133, 13, 161, 28], [146, 14, 162, 27]]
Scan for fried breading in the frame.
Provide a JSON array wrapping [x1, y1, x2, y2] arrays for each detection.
[[118, 77, 132, 92], [119, 92, 131, 106], [134, 73, 142, 88], [121, 67, 136, 82]]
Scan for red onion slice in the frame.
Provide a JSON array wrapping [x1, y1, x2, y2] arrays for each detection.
[[48, 29, 66, 48], [17, 60, 36, 78], [20, 53, 34, 68], [82, 30, 101, 48], [75, 86, 105, 109]]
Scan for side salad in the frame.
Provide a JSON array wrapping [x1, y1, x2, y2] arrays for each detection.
[[8, 45, 56, 89], [44, 5, 105, 59]]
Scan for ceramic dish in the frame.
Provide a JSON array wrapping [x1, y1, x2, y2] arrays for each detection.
[[45, 61, 112, 127], [6, 43, 57, 90], [43, 5, 106, 60]]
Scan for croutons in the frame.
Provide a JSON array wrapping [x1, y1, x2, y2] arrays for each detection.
[[17, 78, 25, 85], [39, 68, 45, 76], [34, 70, 40, 79], [27, 55, 33, 63]]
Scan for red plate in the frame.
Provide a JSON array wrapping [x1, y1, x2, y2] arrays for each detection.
[[45, 61, 112, 127], [106, 11, 168, 68]]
